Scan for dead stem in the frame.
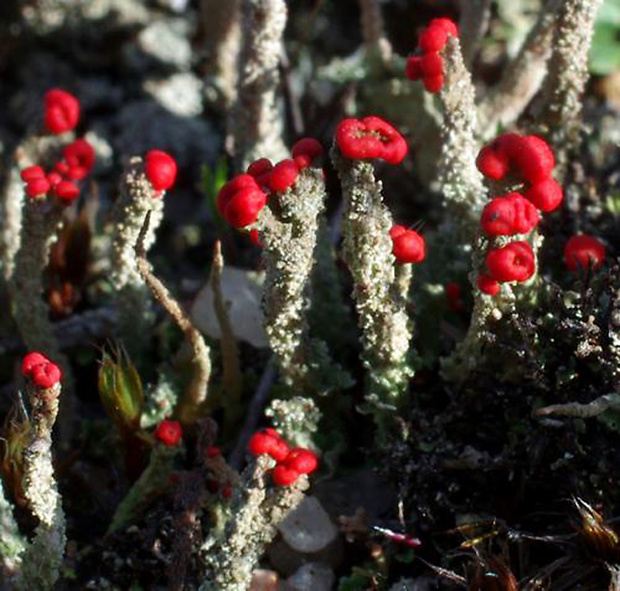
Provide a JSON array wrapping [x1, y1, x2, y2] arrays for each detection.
[[135, 212, 211, 425], [209, 240, 243, 417]]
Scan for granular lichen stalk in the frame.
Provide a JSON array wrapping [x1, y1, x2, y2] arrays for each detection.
[[200, 455, 308, 591], [535, 0, 602, 176], [232, 0, 288, 168], [109, 156, 165, 361], [0, 480, 25, 578], [478, 0, 563, 137], [17, 360, 66, 591], [436, 37, 487, 237], [256, 167, 346, 395], [111, 157, 165, 290], [332, 150, 413, 440]]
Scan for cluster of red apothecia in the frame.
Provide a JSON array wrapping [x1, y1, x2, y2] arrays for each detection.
[[405, 18, 458, 93], [217, 138, 325, 230], [21, 352, 62, 389], [474, 133, 564, 295], [20, 89, 95, 203], [335, 116, 427, 266], [335, 116, 408, 164], [20, 88, 178, 203], [248, 428, 318, 487]]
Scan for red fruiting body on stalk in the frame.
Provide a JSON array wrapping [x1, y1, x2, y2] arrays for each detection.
[[564, 235, 606, 273], [477, 134, 556, 186], [221, 485, 233, 499], [476, 145, 509, 180], [248, 428, 290, 462], [54, 180, 80, 202], [64, 139, 96, 179], [390, 226, 426, 264], [272, 465, 299, 487], [405, 56, 423, 80], [420, 52, 443, 77], [20, 166, 45, 182], [423, 74, 444, 93], [389, 225, 407, 239], [524, 178, 563, 212], [477, 274, 500, 295], [22, 352, 49, 377], [54, 161, 70, 176], [225, 187, 268, 228], [510, 135, 555, 184], [44, 88, 80, 135], [31, 362, 62, 389], [22, 352, 62, 388], [155, 420, 182, 447], [418, 18, 457, 52], [47, 172, 62, 187], [419, 24, 447, 53], [291, 138, 324, 169], [486, 241, 535, 283], [336, 116, 408, 164], [408, 19, 456, 93], [145, 149, 177, 192], [432, 17, 458, 38], [246, 158, 273, 186], [481, 193, 540, 236], [283, 448, 318, 475], [218, 174, 259, 217], [269, 438, 290, 462], [480, 197, 515, 236], [268, 159, 299, 193], [248, 431, 278, 457], [507, 192, 541, 234], [25, 177, 51, 198]]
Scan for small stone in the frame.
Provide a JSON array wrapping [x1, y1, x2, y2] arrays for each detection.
[[285, 563, 334, 591], [144, 73, 204, 118], [250, 569, 278, 591], [136, 19, 192, 70], [277, 496, 338, 554], [191, 266, 268, 348]]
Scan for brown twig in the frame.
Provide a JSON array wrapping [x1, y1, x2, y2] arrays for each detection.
[[209, 241, 243, 416], [135, 212, 211, 425]]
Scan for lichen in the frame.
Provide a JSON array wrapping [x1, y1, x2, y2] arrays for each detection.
[[200, 455, 308, 591], [256, 167, 348, 395], [231, 0, 288, 168], [332, 150, 413, 441]]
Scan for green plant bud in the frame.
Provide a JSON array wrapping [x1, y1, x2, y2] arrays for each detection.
[[98, 348, 144, 431]]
